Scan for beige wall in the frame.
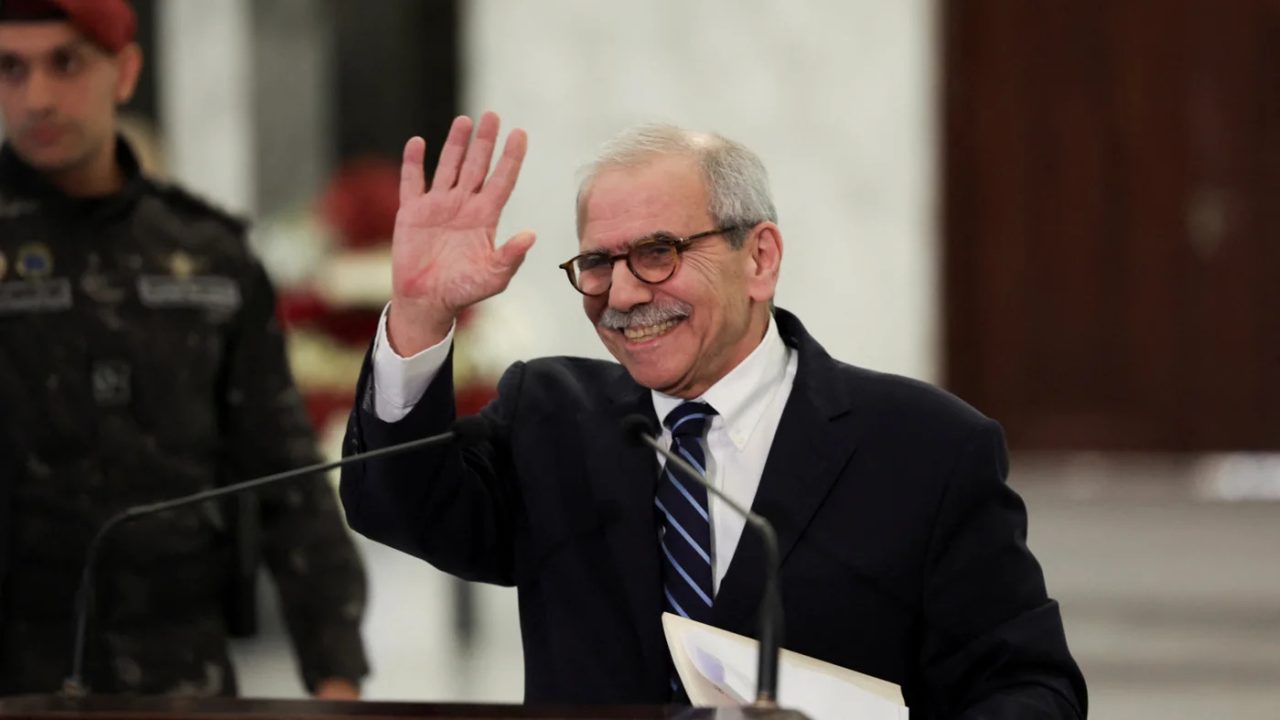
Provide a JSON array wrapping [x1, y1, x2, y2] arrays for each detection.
[[158, 0, 255, 215], [462, 0, 941, 381]]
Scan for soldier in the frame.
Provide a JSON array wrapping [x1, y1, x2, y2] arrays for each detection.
[[0, 0, 368, 697]]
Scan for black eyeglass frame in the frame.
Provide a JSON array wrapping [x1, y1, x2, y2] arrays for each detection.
[[558, 226, 741, 297]]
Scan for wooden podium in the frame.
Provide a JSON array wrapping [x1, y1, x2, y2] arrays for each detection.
[[0, 695, 811, 719]]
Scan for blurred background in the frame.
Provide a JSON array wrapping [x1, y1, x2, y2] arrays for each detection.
[[78, 0, 1280, 717]]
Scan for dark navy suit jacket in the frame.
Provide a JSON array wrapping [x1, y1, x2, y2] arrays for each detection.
[[340, 309, 1086, 718]]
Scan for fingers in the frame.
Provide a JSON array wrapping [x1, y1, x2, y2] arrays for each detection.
[[399, 136, 427, 205], [428, 112, 526, 205], [481, 128, 528, 209], [430, 115, 473, 191], [494, 230, 537, 276], [456, 111, 501, 192]]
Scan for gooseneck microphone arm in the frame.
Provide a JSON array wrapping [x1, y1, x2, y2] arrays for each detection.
[[63, 415, 490, 698], [622, 414, 784, 708]]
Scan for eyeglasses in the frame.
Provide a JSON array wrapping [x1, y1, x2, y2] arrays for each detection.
[[558, 226, 739, 296]]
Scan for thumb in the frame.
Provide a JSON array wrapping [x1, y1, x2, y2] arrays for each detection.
[[494, 230, 536, 274]]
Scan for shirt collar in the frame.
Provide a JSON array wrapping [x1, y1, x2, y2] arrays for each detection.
[[651, 312, 791, 450]]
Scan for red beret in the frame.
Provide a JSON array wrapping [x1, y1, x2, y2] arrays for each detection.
[[0, 0, 136, 53]]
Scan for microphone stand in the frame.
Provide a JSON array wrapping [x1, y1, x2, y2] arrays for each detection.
[[628, 420, 784, 708], [63, 418, 485, 697]]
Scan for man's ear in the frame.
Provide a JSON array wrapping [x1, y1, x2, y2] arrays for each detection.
[[114, 43, 143, 104], [744, 222, 783, 303]]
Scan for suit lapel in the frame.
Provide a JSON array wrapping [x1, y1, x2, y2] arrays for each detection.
[[580, 377, 668, 675], [711, 311, 861, 635]]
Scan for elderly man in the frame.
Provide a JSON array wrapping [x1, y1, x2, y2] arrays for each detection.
[[340, 112, 1086, 718], [0, 0, 367, 697]]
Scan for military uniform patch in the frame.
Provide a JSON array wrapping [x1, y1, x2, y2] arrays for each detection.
[[80, 254, 126, 304], [91, 360, 132, 407], [0, 250, 7, 280], [169, 251, 197, 278], [15, 242, 53, 279], [137, 275, 241, 311], [0, 278, 73, 314]]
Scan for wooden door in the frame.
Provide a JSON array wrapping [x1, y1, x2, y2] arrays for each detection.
[[943, 0, 1280, 450]]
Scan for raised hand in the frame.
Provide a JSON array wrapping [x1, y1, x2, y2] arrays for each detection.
[[387, 112, 535, 355]]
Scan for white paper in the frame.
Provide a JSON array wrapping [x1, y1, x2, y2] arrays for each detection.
[[663, 613, 909, 720]]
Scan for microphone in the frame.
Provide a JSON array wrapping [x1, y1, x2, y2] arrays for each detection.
[[622, 414, 784, 708], [62, 414, 491, 697]]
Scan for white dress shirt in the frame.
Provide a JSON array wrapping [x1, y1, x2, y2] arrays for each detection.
[[371, 308, 799, 595], [370, 304, 455, 423]]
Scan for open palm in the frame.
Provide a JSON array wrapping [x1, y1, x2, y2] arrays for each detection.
[[389, 112, 535, 354]]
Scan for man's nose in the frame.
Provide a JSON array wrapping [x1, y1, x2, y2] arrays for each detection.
[[23, 68, 55, 112], [606, 259, 653, 311]]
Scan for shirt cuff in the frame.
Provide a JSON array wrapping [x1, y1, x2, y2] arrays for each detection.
[[371, 303, 454, 423]]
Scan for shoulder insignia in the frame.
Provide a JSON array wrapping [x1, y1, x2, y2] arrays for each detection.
[[15, 242, 53, 279]]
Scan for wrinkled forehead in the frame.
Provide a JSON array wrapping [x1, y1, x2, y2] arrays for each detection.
[[578, 156, 710, 252]]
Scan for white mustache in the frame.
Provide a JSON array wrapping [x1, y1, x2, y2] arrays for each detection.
[[598, 302, 690, 330]]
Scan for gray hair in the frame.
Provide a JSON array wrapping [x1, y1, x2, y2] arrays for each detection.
[[575, 124, 777, 248]]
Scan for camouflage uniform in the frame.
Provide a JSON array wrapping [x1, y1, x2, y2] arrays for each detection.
[[0, 139, 368, 696]]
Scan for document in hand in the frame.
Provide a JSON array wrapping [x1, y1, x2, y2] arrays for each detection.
[[662, 613, 909, 720]]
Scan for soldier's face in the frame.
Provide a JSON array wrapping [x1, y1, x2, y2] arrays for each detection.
[[0, 22, 139, 174]]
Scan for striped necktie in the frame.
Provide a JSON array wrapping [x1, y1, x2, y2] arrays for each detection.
[[655, 401, 718, 623]]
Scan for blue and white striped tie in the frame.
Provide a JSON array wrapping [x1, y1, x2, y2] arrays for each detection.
[[656, 402, 717, 623]]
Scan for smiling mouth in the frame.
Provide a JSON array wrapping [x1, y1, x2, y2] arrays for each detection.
[[623, 318, 682, 342], [29, 127, 63, 142]]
